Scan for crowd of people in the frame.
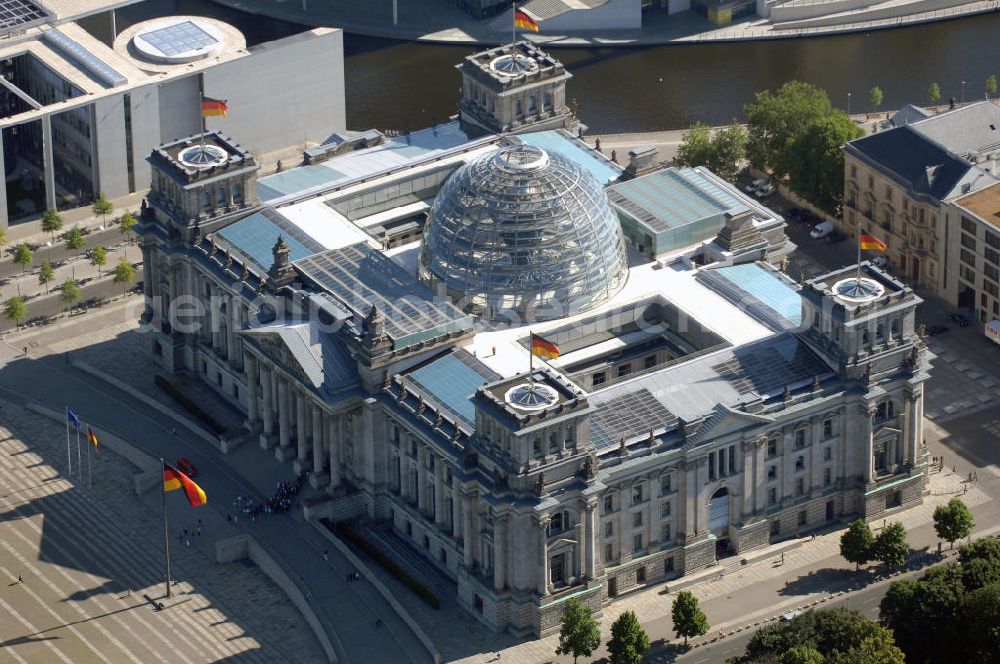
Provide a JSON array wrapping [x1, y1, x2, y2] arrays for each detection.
[[229, 470, 308, 523]]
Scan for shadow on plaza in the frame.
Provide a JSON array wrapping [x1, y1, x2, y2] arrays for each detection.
[[0, 348, 313, 664], [777, 545, 939, 598]]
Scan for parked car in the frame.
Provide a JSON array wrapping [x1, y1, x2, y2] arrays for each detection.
[[871, 256, 888, 268], [744, 178, 766, 194], [754, 182, 775, 197], [810, 220, 834, 239], [781, 610, 803, 622], [925, 324, 950, 336], [176, 457, 198, 478], [949, 313, 970, 327]]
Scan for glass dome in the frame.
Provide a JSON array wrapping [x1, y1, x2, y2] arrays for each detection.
[[418, 144, 628, 322]]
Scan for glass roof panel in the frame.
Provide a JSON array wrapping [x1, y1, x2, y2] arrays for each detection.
[[141, 20, 218, 57]]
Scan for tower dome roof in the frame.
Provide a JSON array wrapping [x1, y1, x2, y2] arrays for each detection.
[[418, 144, 628, 322]]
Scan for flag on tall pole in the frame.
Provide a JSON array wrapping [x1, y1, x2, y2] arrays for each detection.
[[200, 97, 228, 118], [163, 463, 208, 507], [860, 234, 888, 251], [65, 407, 77, 475], [86, 428, 99, 490], [87, 428, 99, 453], [530, 333, 560, 360], [67, 408, 82, 478], [160, 458, 172, 598], [514, 7, 539, 32]]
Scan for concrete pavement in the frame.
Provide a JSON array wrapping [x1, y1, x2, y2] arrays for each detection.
[[0, 305, 434, 664]]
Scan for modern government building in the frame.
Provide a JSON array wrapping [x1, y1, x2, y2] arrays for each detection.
[[137, 41, 933, 636]]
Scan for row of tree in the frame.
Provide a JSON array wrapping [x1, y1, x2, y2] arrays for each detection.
[[3, 257, 135, 329], [867, 74, 998, 112], [555, 590, 709, 663]]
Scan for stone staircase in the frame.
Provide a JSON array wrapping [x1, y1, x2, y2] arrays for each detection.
[[365, 524, 454, 593]]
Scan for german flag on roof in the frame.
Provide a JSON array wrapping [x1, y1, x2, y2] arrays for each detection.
[[163, 463, 207, 507]]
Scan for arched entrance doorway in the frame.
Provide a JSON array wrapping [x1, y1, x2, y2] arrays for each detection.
[[709, 487, 731, 557]]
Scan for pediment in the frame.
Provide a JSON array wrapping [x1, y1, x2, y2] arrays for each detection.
[[242, 326, 318, 390], [687, 404, 774, 446]]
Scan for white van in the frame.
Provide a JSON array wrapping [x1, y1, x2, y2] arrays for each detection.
[[810, 221, 834, 240]]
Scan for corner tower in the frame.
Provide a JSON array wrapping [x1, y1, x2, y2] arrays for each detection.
[[457, 41, 578, 138]]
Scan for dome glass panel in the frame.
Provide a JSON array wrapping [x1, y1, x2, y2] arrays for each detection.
[[418, 144, 628, 322]]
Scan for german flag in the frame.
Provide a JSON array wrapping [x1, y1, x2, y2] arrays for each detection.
[[514, 9, 539, 32], [87, 428, 99, 453], [530, 333, 560, 360], [163, 464, 207, 507], [201, 97, 228, 118], [860, 234, 887, 251]]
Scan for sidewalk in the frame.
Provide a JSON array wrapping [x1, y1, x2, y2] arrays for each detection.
[[6, 243, 141, 301], [6, 191, 145, 245]]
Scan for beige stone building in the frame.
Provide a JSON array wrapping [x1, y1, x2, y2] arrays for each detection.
[[942, 182, 1000, 324]]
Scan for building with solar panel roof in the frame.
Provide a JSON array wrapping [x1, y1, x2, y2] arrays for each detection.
[[1, 10, 344, 226], [136, 40, 931, 639]]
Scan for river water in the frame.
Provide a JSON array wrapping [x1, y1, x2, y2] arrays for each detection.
[[114, 1, 1000, 134]]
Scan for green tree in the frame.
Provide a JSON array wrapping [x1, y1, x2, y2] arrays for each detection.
[[60, 278, 80, 311], [959, 583, 1000, 661], [840, 519, 874, 570], [118, 210, 137, 242], [38, 261, 55, 293], [783, 646, 825, 664], [112, 257, 135, 297], [934, 498, 974, 549], [879, 568, 966, 664], [785, 112, 862, 213], [928, 82, 941, 104], [869, 86, 884, 112], [4, 296, 26, 330], [959, 557, 1000, 591], [92, 192, 114, 227], [13, 243, 33, 275], [606, 610, 650, 664], [555, 598, 601, 664], [959, 537, 1000, 564], [41, 208, 63, 243], [827, 630, 904, 664], [743, 81, 833, 175], [872, 522, 909, 570], [90, 245, 107, 277], [64, 225, 85, 253], [676, 122, 715, 169], [708, 122, 748, 181], [741, 608, 896, 664], [672, 590, 709, 646], [0, 226, 7, 257], [987, 74, 998, 99]]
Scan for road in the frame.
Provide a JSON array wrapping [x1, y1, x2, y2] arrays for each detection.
[[1, 228, 129, 280], [0, 309, 432, 664]]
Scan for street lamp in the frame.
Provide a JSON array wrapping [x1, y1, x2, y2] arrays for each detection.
[[961, 80, 966, 104], [847, 92, 852, 116]]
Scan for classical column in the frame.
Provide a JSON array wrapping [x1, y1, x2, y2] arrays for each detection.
[[227, 300, 240, 365], [742, 440, 756, 518], [416, 448, 427, 513], [434, 463, 446, 527], [537, 515, 550, 596], [328, 414, 342, 489], [493, 514, 506, 591], [903, 389, 920, 466], [260, 365, 275, 446], [462, 493, 475, 568], [277, 379, 291, 450], [244, 354, 259, 428], [683, 461, 698, 540], [583, 500, 596, 579], [863, 404, 876, 484], [312, 406, 324, 473], [296, 391, 309, 462], [209, 287, 222, 353], [452, 475, 462, 538]]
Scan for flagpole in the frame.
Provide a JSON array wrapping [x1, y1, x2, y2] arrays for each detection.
[[76, 427, 81, 478], [161, 458, 172, 598], [528, 331, 534, 386], [512, 2, 516, 52], [65, 408, 71, 476], [87, 429, 92, 491], [856, 230, 862, 284]]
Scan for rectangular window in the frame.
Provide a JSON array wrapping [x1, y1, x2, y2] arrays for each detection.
[[768, 465, 777, 480], [592, 372, 606, 386], [665, 556, 674, 573], [986, 264, 1000, 282], [795, 429, 806, 449], [633, 534, 643, 553], [605, 521, 614, 538], [771, 519, 781, 535], [661, 501, 671, 518], [605, 543, 614, 562], [796, 478, 805, 496], [632, 485, 644, 505], [617, 364, 632, 378], [708, 451, 717, 480], [987, 230, 1000, 250], [962, 216, 978, 234], [798, 510, 808, 526], [633, 512, 643, 528], [824, 468, 832, 486], [985, 279, 1000, 298], [604, 495, 614, 514], [986, 246, 1000, 266], [961, 248, 977, 267], [767, 439, 778, 458], [962, 233, 977, 250], [824, 446, 832, 461], [661, 523, 672, 542], [823, 418, 834, 439], [660, 474, 672, 494], [796, 456, 805, 471], [644, 355, 657, 370], [768, 487, 777, 505], [729, 445, 736, 474], [636, 567, 646, 583]]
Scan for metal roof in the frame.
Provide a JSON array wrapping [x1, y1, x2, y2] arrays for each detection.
[[217, 209, 324, 270], [406, 350, 500, 424], [699, 263, 803, 329], [516, 130, 621, 185], [294, 243, 474, 350], [606, 167, 747, 233], [244, 322, 358, 394], [43, 28, 127, 88]]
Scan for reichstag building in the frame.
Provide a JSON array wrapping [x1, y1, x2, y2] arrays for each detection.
[[137, 42, 932, 635]]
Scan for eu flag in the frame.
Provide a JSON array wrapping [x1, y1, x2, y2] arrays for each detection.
[[67, 408, 81, 430]]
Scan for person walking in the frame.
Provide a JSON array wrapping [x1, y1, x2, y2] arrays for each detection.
[[16, 574, 22, 584], [323, 550, 329, 561]]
